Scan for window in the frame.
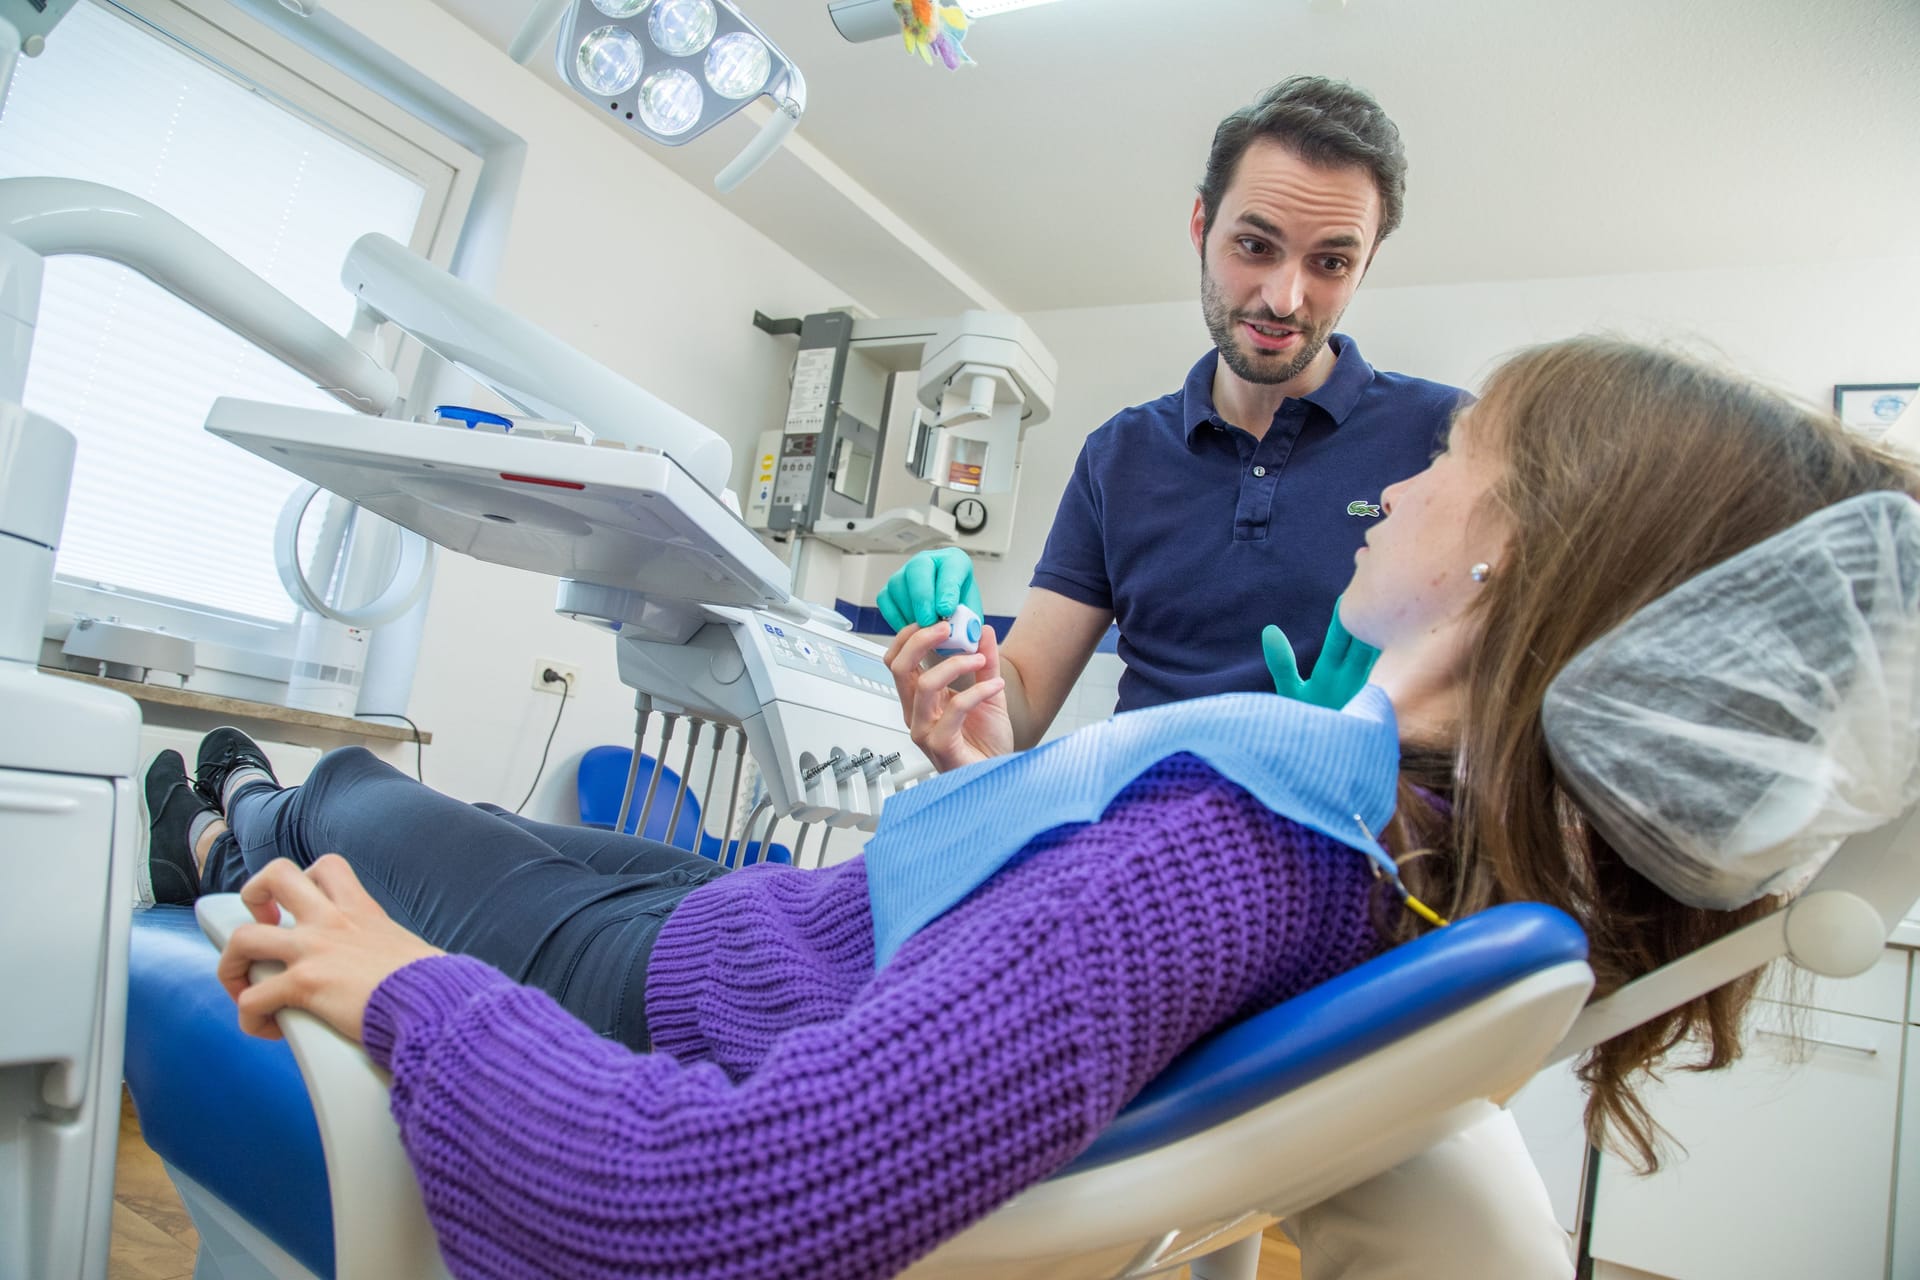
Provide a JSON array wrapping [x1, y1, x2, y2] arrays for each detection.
[[0, 0, 476, 687]]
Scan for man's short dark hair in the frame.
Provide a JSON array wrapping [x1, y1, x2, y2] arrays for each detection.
[[1198, 77, 1407, 250]]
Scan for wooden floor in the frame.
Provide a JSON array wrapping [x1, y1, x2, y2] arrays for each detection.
[[111, 1088, 1302, 1280], [110, 1092, 199, 1280]]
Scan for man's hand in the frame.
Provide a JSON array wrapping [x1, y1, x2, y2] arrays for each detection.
[[877, 548, 983, 632], [1262, 597, 1380, 710], [217, 855, 443, 1044], [883, 618, 1013, 771]]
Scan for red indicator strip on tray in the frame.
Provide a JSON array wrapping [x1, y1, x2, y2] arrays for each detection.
[[499, 473, 585, 490]]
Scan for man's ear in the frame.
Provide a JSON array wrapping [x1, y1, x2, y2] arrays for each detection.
[[1189, 196, 1208, 258]]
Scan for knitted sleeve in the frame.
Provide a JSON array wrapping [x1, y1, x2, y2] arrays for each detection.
[[360, 760, 1378, 1280]]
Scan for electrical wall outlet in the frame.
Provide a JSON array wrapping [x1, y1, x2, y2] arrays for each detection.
[[531, 659, 580, 694]]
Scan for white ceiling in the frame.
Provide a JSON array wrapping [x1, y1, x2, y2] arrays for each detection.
[[435, 0, 1920, 316]]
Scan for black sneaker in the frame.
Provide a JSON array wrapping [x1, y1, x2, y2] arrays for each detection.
[[143, 751, 207, 906], [194, 726, 279, 812]]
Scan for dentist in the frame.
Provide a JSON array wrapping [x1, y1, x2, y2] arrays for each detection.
[[882, 76, 1465, 767]]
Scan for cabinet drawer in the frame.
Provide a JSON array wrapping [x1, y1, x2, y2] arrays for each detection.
[[0, 769, 117, 1069], [1590, 1003, 1899, 1280], [1758, 946, 1907, 1024]]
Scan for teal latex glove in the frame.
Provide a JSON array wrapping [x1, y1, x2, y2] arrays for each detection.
[[877, 547, 984, 633], [1262, 598, 1380, 710]]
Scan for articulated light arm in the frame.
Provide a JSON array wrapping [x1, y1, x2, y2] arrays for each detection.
[[0, 177, 398, 414]]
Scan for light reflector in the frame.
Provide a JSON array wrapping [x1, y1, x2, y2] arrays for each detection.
[[638, 67, 703, 136], [648, 0, 718, 57], [704, 32, 770, 99], [577, 25, 644, 97]]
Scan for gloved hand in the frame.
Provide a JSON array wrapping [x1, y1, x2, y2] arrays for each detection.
[[1262, 597, 1380, 710], [877, 547, 984, 633]]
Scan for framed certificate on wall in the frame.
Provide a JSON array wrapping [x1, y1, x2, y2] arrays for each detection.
[[1833, 383, 1917, 440]]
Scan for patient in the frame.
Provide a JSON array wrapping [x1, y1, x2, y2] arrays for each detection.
[[144, 337, 1916, 1279]]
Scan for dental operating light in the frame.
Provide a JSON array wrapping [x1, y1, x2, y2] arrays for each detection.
[[558, 0, 804, 193]]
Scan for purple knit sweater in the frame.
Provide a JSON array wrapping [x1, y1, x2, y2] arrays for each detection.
[[361, 756, 1382, 1279]]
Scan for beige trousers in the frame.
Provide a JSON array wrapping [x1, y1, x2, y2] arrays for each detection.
[[1282, 1104, 1575, 1279]]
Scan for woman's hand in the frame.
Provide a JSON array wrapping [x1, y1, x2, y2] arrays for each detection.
[[216, 855, 444, 1044], [883, 619, 1013, 771]]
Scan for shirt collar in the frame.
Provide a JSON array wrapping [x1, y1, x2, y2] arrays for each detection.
[[1180, 333, 1376, 446]]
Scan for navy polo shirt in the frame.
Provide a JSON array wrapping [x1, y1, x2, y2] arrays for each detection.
[[1030, 334, 1466, 713]]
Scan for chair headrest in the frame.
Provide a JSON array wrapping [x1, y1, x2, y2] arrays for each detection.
[[1543, 490, 1920, 908]]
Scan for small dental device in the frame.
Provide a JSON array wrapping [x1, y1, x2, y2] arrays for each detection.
[[932, 603, 983, 655]]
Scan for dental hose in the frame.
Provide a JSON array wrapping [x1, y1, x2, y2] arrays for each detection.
[[719, 735, 749, 867], [666, 719, 703, 847], [733, 797, 770, 870], [614, 697, 653, 836], [696, 725, 729, 859], [635, 713, 677, 839]]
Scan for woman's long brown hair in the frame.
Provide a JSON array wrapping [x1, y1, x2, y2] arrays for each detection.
[[1383, 337, 1918, 1172]]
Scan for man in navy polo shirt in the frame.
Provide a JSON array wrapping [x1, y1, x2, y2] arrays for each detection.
[[881, 77, 1466, 769], [876, 81, 1571, 1280]]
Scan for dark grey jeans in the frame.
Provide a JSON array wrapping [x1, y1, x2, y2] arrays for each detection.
[[203, 747, 726, 1049]]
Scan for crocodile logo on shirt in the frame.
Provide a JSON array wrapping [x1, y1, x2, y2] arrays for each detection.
[[1346, 500, 1383, 517]]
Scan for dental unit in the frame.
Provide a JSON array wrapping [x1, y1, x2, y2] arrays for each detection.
[[0, 151, 1050, 1272]]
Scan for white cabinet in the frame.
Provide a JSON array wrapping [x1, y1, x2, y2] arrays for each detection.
[[0, 767, 123, 1280], [1589, 999, 1904, 1280], [1893, 1029, 1920, 1277]]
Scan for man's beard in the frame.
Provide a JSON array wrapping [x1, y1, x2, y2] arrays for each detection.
[[1200, 262, 1335, 386]]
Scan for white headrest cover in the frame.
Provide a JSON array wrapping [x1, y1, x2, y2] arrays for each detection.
[[1543, 491, 1920, 908]]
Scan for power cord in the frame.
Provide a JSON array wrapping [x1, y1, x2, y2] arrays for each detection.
[[359, 711, 425, 782], [515, 667, 572, 813]]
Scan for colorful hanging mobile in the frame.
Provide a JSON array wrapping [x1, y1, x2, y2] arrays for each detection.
[[893, 0, 974, 70]]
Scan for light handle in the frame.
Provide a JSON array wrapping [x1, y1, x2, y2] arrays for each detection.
[[716, 68, 807, 194]]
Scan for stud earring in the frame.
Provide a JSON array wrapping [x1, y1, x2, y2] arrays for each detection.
[[1469, 562, 1491, 583]]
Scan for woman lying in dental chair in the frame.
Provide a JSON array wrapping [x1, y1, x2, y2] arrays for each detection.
[[142, 337, 1918, 1280]]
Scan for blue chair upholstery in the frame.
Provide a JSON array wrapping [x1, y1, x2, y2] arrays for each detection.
[[575, 745, 702, 844], [576, 745, 793, 865], [124, 901, 1582, 1279], [125, 905, 334, 1277], [1070, 902, 1586, 1171]]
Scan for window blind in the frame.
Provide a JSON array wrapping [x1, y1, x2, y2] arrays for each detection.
[[0, 0, 425, 623]]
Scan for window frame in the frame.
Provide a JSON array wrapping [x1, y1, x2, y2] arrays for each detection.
[[29, 0, 484, 692]]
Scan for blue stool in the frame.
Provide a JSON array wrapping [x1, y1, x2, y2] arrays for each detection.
[[577, 745, 792, 865]]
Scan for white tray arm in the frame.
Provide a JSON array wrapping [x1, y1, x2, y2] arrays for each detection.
[[195, 894, 451, 1280]]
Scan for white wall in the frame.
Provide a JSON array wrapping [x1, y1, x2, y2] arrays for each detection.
[[320, 0, 856, 816], [973, 254, 1920, 733], [1339, 255, 1920, 412]]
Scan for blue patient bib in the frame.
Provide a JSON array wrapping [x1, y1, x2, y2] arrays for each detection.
[[865, 686, 1403, 967]]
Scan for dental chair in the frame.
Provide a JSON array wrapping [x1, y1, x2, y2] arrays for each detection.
[[120, 492, 1920, 1280]]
